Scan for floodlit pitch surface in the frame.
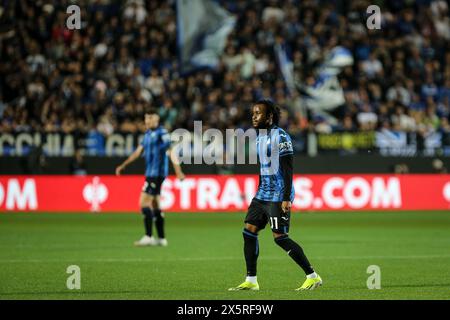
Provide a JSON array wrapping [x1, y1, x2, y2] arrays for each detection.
[[0, 211, 449, 300]]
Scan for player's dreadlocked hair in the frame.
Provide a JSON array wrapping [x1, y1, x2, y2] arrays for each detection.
[[255, 99, 280, 125]]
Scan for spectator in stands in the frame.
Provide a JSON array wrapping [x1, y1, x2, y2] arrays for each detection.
[[393, 163, 410, 174], [70, 149, 88, 175], [432, 158, 448, 174], [0, 0, 448, 156]]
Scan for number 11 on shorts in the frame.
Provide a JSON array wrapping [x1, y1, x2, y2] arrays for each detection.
[[269, 217, 278, 229]]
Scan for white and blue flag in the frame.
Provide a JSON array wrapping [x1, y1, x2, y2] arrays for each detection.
[[303, 46, 353, 113], [321, 46, 354, 75], [275, 43, 295, 95], [176, 0, 236, 74], [275, 44, 353, 119]]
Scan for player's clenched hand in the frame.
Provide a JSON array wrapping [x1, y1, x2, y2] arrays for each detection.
[[115, 165, 124, 176], [281, 201, 291, 213]]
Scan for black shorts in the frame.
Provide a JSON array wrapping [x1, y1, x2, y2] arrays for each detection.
[[244, 198, 290, 234], [142, 177, 165, 196]]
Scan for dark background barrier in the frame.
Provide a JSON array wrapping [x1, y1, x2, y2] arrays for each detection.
[[1, 155, 449, 175]]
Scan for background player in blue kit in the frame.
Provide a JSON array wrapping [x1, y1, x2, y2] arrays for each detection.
[[229, 99, 322, 291], [116, 109, 185, 247]]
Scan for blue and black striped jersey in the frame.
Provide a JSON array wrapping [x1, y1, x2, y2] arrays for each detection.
[[141, 126, 171, 178], [255, 125, 295, 202]]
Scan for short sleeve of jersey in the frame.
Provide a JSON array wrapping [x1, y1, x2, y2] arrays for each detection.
[[278, 130, 294, 157], [139, 134, 147, 158], [160, 129, 171, 149]]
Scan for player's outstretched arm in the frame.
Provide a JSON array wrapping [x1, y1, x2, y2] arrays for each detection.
[[168, 148, 185, 181], [115, 145, 144, 176]]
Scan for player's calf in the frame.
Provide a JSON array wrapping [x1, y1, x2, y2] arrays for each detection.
[[141, 207, 154, 237], [243, 228, 259, 278], [274, 234, 315, 275], [274, 234, 322, 290], [153, 209, 165, 238]]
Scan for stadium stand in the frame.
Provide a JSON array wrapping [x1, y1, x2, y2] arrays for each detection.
[[0, 0, 449, 154]]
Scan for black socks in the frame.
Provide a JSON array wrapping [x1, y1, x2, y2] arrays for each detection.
[[242, 229, 314, 277], [243, 229, 259, 277], [154, 209, 165, 239], [142, 208, 165, 239], [275, 235, 314, 275], [141, 207, 153, 237]]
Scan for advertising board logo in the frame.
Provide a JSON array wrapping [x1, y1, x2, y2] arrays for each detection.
[[443, 182, 450, 203], [82, 176, 108, 212]]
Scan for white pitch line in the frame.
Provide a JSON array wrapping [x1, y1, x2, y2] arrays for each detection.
[[1, 254, 450, 264]]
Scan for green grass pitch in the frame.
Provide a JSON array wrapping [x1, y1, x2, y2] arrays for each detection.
[[0, 211, 449, 300]]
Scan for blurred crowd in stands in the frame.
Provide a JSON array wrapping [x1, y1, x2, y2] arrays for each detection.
[[0, 0, 449, 141]]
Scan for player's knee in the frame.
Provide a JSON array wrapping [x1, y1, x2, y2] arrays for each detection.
[[140, 195, 151, 208], [243, 228, 258, 242], [152, 199, 160, 210], [273, 232, 287, 239], [245, 223, 259, 234], [273, 233, 289, 245], [140, 201, 148, 209]]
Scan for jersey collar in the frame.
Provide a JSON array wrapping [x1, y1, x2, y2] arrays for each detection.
[[147, 126, 161, 133], [257, 123, 277, 136]]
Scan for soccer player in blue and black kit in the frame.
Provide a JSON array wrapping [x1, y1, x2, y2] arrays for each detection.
[[229, 100, 322, 291], [116, 109, 185, 247]]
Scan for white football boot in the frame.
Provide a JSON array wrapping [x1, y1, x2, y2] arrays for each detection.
[[134, 235, 158, 247], [158, 238, 168, 247]]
